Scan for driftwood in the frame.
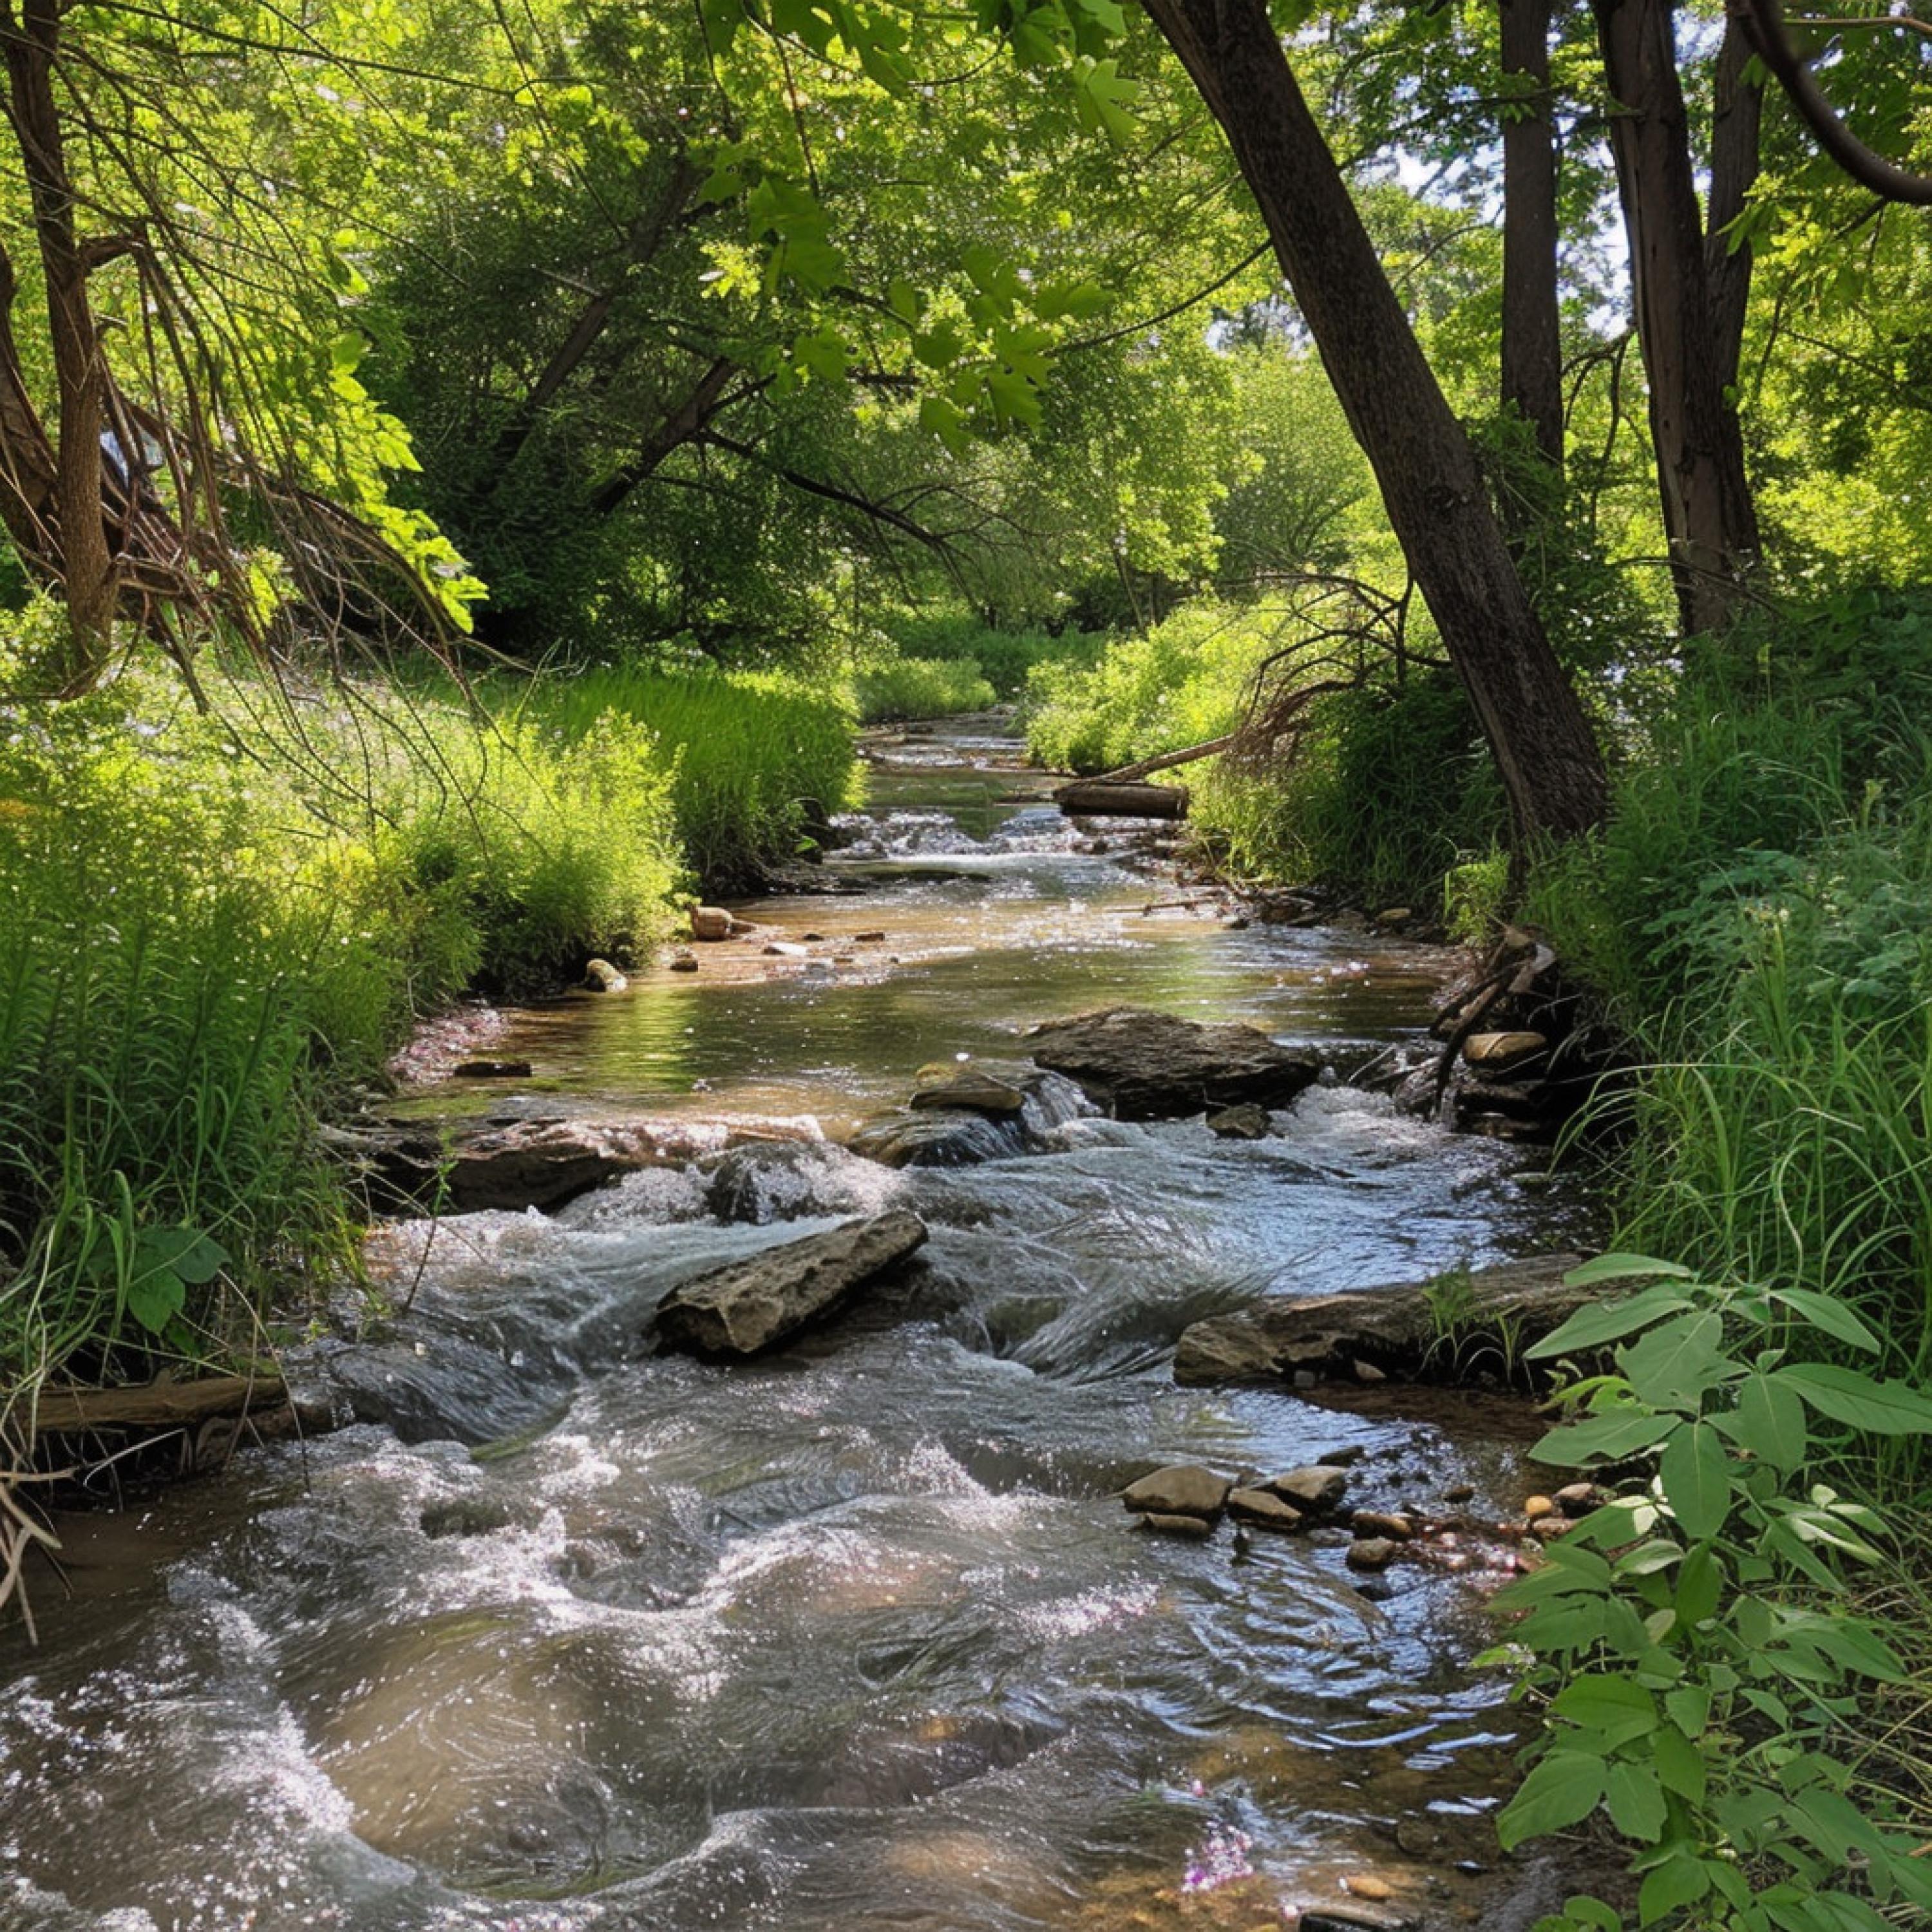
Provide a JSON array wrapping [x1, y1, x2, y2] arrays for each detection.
[[28, 1371, 286, 1436], [1054, 779, 1189, 820]]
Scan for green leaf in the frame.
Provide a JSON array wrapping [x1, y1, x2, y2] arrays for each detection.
[[1497, 1750, 1608, 1850], [1730, 1372, 1810, 1470], [1562, 1252, 1697, 1287], [1533, 1409, 1674, 1467], [1659, 1423, 1733, 1540], [1675, 1542, 1723, 1625], [1605, 1759, 1669, 1842], [1776, 1363, 1932, 1435], [1637, 1853, 1710, 1924], [918, 395, 969, 457], [1663, 1686, 1710, 1736], [1529, 1283, 1699, 1359], [1551, 1674, 1657, 1747], [1622, 1312, 1735, 1413], [1653, 1725, 1707, 1806], [125, 1265, 186, 1337], [1766, 1288, 1880, 1352]]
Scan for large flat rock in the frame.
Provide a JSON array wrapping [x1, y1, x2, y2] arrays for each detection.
[[339, 1115, 825, 1214], [1173, 1253, 1589, 1387], [656, 1210, 931, 1356], [1023, 1007, 1321, 1120]]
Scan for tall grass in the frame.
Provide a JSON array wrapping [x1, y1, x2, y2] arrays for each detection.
[[0, 652, 688, 1417], [1531, 589, 1932, 1411], [853, 656, 995, 722], [883, 612, 1103, 700], [502, 663, 861, 887]]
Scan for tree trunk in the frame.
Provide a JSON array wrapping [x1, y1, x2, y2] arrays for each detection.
[[1705, 20, 1763, 399], [1499, 0, 1564, 473], [1595, 0, 1760, 638], [4, 0, 116, 688], [1139, 0, 1607, 848]]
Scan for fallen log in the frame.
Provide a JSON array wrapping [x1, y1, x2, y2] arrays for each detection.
[[28, 1370, 287, 1435], [1054, 779, 1189, 820]]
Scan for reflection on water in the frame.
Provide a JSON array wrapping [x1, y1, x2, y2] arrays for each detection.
[[0, 713, 1587, 1931]]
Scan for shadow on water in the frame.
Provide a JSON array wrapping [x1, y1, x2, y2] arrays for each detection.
[[0, 713, 1595, 1931]]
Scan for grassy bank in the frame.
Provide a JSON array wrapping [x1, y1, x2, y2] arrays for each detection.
[[497, 663, 862, 887], [1493, 591, 1932, 1928], [0, 641, 863, 1430], [1025, 599, 1505, 906]]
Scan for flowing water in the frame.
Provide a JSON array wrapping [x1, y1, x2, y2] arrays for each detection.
[[1, 715, 1595, 1932]]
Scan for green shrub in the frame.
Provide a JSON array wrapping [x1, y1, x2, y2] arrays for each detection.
[[853, 656, 996, 721], [502, 663, 861, 889], [885, 612, 1105, 699], [1491, 1255, 1932, 1931]]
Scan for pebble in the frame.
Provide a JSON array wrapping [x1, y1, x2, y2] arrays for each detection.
[[1523, 1493, 1555, 1519], [1444, 1484, 1475, 1503], [1345, 1537, 1399, 1571], [1555, 1481, 1604, 1517], [667, 951, 698, 974], [854, 930, 887, 942], [1343, 1874, 1393, 1900], [1530, 1514, 1571, 1539], [1122, 1464, 1232, 1520], [1351, 1510, 1412, 1541], [1134, 1511, 1214, 1539]]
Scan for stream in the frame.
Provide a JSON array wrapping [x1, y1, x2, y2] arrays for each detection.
[[1, 714, 1596, 1932]]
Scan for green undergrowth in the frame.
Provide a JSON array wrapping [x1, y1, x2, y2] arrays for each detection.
[[497, 661, 861, 887], [1, 635, 882, 1421], [1530, 589, 1932, 1397], [1501, 590, 1932, 1925], [884, 611, 1104, 699], [1026, 599, 1504, 904], [853, 655, 995, 722]]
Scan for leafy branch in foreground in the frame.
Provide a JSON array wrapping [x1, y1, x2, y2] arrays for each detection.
[[1487, 1253, 1932, 1931]]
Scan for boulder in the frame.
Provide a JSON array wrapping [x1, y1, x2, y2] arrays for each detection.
[[351, 1114, 824, 1215], [690, 905, 734, 942], [583, 958, 627, 992], [1267, 1464, 1350, 1513], [1121, 1465, 1231, 1520], [1463, 1030, 1549, 1072], [1227, 1488, 1303, 1532], [1024, 1007, 1321, 1120], [451, 1059, 532, 1079], [1173, 1253, 1589, 1388], [655, 1209, 929, 1356], [1206, 1103, 1271, 1139], [667, 950, 699, 973]]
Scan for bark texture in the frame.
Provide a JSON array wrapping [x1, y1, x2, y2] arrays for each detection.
[[1500, 0, 1565, 471], [1595, 0, 1761, 636], [1139, 0, 1607, 844]]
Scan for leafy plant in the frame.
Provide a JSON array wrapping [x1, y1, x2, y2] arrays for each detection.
[[1490, 1254, 1932, 1931]]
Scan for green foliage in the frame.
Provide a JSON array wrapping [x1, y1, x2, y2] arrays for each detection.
[[1529, 591, 1932, 1374], [1492, 1256, 1932, 1932], [884, 612, 1104, 699], [504, 662, 860, 888], [0, 646, 698, 1406], [853, 656, 997, 721]]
